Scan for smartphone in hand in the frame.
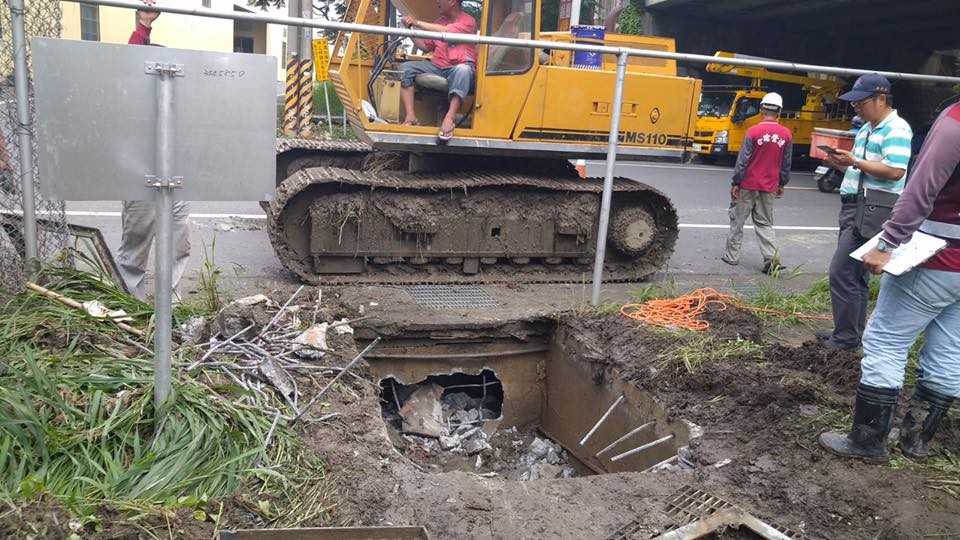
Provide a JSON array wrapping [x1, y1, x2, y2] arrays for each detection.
[[817, 145, 840, 155]]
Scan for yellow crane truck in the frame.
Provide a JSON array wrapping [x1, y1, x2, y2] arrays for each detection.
[[691, 51, 850, 161], [269, 0, 703, 284]]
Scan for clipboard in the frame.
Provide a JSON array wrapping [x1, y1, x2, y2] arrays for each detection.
[[850, 231, 948, 276]]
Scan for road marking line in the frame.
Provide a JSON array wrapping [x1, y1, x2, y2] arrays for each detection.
[[65, 211, 839, 232], [784, 186, 819, 191], [680, 223, 838, 231], [65, 211, 267, 219], [586, 161, 814, 176]]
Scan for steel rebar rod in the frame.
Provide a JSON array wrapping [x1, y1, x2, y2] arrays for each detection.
[[258, 285, 304, 338], [294, 336, 380, 423]]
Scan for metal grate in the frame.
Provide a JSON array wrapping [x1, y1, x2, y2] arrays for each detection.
[[401, 285, 498, 309], [664, 486, 735, 526]]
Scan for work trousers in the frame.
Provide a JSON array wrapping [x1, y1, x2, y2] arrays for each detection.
[[861, 268, 960, 398], [828, 202, 871, 348], [400, 61, 474, 102], [117, 200, 190, 301], [723, 189, 778, 264]]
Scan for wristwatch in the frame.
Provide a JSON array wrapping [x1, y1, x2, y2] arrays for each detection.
[[877, 238, 892, 252]]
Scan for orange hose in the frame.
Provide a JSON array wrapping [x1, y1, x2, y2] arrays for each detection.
[[620, 287, 831, 331]]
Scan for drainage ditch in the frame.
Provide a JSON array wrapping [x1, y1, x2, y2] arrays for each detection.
[[366, 325, 694, 480]]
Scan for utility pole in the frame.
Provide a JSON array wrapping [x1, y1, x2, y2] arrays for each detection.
[[287, 0, 301, 57]]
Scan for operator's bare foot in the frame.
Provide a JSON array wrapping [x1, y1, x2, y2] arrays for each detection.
[[438, 118, 456, 142], [402, 119, 420, 126]]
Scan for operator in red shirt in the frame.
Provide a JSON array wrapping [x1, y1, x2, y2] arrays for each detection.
[[721, 93, 793, 275], [400, 0, 477, 143]]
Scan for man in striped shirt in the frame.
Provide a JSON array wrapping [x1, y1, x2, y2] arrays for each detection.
[[819, 74, 913, 351]]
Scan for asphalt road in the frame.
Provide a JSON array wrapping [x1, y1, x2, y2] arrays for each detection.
[[64, 160, 843, 293]]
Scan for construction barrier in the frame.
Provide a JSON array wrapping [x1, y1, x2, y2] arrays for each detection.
[[297, 58, 314, 137], [283, 54, 300, 136]]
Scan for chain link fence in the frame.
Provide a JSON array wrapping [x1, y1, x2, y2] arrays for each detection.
[[0, 0, 67, 292]]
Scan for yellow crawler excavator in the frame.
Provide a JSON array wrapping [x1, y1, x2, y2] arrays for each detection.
[[269, 0, 702, 284]]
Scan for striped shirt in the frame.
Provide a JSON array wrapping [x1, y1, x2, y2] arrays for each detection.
[[839, 110, 913, 195]]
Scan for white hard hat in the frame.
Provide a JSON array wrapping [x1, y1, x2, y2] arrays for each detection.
[[760, 92, 783, 110]]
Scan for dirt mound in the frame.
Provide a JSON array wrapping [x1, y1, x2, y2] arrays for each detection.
[[767, 340, 863, 388], [701, 304, 764, 343], [557, 311, 959, 539]]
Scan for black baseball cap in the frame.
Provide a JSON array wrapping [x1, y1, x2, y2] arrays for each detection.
[[839, 73, 892, 102]]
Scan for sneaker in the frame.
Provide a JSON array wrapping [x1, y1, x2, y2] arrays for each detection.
[[721, 255, 738, 266], [762, 260, 786, 275]]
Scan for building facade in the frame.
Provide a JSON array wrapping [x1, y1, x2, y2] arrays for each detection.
[[60, 0, 287, 82]]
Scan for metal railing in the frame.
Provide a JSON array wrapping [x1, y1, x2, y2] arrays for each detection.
[[14, 0, 960, 306]]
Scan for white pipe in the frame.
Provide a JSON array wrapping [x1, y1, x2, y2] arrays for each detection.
[[580, 394, 624, 446], [610, 434, 674, 462]]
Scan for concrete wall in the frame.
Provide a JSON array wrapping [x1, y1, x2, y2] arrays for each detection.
[[61, 0, 234, 51]]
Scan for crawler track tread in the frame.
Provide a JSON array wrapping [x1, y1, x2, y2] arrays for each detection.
[[267, 165, 678, 285]]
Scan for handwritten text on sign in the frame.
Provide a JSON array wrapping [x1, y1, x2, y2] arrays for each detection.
[[312, 39, 330, 82], [203, 69, 246, 78]]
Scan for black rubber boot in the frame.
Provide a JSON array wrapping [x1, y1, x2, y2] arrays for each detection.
[[819, 384, 899, 464], [898, 382, 954, 461]]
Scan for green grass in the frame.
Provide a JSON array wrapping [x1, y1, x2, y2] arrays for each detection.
[[0, 267, 332, 528], [736, 277, 832, 324], [628, 279, 680, 304], [658, 333, 764, 374], [891, 449, 960, 501], [313, 81, 344, 118]]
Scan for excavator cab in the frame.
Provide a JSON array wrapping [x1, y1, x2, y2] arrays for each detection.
[[328, 0, 701, 161]]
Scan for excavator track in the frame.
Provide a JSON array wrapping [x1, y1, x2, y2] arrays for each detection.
[[266, 164, 679, 285]]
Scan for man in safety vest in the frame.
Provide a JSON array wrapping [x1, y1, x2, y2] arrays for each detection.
[[721, 92, 793, 275]]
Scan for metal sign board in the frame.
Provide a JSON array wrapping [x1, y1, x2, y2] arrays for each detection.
[[32, 38, 277, 202], [312, 38, 330, 82]]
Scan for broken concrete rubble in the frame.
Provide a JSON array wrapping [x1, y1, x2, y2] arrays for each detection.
[[294, 323, 329, 359], [217, 300, 273, 339], [398, 383, 446, 438], [180, 316, 209, 345]]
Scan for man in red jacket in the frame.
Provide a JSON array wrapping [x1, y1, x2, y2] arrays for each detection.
[[118, 0, 192, 301], [819, 103, 960, 463], [721, 93, 793, 275], [128, 0, 159, 46]]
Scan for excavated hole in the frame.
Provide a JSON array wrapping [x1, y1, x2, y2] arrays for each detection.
[[367, 329, 694, 481]]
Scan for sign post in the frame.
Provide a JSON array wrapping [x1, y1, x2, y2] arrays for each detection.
[[144, 60, 182, 405], [33, 39, 276, 408], [312, 38, 332, 134]]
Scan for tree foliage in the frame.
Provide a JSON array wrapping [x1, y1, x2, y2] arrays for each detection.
[[616, 0, 644, 35]]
